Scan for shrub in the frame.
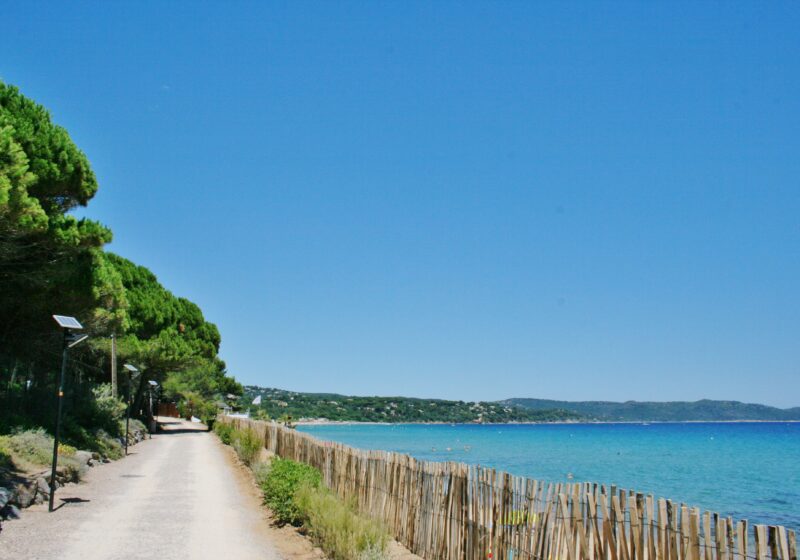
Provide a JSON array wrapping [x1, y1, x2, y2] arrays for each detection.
[[253, 460, 271, 487], [0, 441, 13, 470], [90, 384, 127, 429], [0, 429, 82, 473], [176, 392, 217, 423], [261, 457, 321, 525], [62, 417, 124, 459], [232, 427, 262, 466], [295, 482, 389, 560], [3, 428, 55, 465], [68, 383, 127, 437], [213, 421, 235, 445], [94, 429, 124, 460]]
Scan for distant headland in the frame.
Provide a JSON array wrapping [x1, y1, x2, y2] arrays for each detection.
[[242, 386, 800, 423]]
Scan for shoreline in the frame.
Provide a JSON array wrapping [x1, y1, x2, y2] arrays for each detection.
[[295, 418, 800, 426]]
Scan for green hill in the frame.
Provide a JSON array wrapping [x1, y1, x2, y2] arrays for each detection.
[[502, 398, 800, 422], [242, 387, 581, 423]]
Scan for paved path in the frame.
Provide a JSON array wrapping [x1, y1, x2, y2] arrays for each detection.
[[0, 419, 283, 560]]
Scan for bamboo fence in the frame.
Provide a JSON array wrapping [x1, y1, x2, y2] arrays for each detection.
[[220, 417, 797, 560]]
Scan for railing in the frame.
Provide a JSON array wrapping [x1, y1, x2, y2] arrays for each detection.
[[221, 417, 798, 560]]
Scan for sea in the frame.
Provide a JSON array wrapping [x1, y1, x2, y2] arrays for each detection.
[[297, 422, 800, 531]]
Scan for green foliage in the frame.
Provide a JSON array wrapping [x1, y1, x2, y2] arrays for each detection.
[[1, 80, 114, 374], [253, 460, 271, 487], [0, 428, 79, 471], [60, 417, 123, 460], [163, 365, 241, 406], [214, 423, 262, 467], [0, 82, 97, 212], [295, 483, 389, 560], [251, 408, 271, 421], [68, 383, 127, 437], [0, 80, 239, 458], [94, 429, 124, 460], [260, 457, 322, 525], [0, 446, 12, 470], [215, 425, 387, 560], [232, 427, 262, 466], [243, 387, 583, 424], [504, 398, 800, 422], [175, 391, 218, 424], [213, 421, 235, 445]]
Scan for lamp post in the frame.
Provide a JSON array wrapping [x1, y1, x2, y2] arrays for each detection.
[[49, 315, 89, 513], [123, 364, 139, 456], [148, 380, 159, 437]]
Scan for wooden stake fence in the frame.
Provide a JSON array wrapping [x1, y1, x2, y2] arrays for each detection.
[[221, 417, 797, 560]]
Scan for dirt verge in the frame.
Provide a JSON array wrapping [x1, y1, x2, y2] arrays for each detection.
[[215, 434, 423, 560]]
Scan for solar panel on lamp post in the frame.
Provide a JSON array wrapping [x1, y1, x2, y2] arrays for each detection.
[[123, 364, 139, 455], [49, 315, 88, 513]]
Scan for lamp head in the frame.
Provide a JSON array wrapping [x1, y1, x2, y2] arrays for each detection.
[[67, 334, 89, 348]]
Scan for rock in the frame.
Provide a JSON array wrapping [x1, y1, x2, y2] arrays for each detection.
[[14, 484, 35, 508], [1, 504, 21, 520], [74, 451, 93, 466], [0, 487, 10, 508], [33, 492, 44, 505], [36, 477, 51, 496]]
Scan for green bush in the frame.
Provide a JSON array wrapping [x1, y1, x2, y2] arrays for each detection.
[[62, 417, 124, 459], [94, 428, 124, 460], [176, 392, 218, 423], [66, 383, 127, 438], [213, 421, 235, 445], [233, 427, 262, 466], [253, 460, 271, 487], [90, 384, 127, 429], [1, 428, 55, 465], [295, 482, 389, 560], [0, 428, 81, 472], [261, 457, 322, 525], [0, 442, 13, 470]]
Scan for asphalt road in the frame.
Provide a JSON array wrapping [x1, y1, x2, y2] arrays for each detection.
[[0, 419, 283, 560]]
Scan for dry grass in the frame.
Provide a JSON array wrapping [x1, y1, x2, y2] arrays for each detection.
[[295, 482, 389, 560]]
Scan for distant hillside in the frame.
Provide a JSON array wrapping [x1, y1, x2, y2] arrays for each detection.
[[242, 387, 582, 423], [503, 398, 800, 422]]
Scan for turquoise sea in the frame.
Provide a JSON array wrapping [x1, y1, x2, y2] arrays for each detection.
[[298, 422, 800, 530]]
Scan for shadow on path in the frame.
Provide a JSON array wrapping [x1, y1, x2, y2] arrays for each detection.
[[52, 497, 91, 512]]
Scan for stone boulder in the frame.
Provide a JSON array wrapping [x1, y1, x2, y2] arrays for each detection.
[[74, 450, 93, 467], [0, 504, 21, 520], [13, 483, 35, 508]]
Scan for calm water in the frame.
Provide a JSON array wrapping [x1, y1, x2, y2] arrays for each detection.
[[298, 422, 800, 530]]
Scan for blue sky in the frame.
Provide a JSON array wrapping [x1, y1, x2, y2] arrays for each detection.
[[2, 2, 798, 406]]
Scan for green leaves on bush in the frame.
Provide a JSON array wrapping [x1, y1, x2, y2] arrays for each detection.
[[0, 449, 12, 470], [295, 483, 389, 560], [214, 422, 389, 560], [260, 457, 322, 526], [213, 421, 234, 445], [213, 423, 261, 465], [0, 428, 81, 473], [233, 427, 261, 466]]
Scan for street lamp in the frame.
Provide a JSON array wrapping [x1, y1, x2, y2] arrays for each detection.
[[123, 364, 139, 456], [49, 315, 89, 512], [148, 380, 159, 437]]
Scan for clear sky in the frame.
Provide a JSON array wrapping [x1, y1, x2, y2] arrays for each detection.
[[2, 2, 798, 407]]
